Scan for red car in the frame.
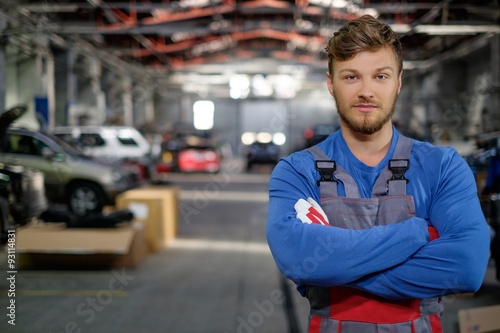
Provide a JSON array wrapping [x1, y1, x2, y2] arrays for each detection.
[[178, 147, 221, 173]]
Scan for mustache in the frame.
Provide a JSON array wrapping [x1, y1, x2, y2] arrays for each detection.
[[351, 99, 380, 107]]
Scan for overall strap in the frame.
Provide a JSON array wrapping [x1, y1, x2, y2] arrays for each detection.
[[308, 134, 414, 198], [307, 145, 360, 198], [372, 135, 414, 197]]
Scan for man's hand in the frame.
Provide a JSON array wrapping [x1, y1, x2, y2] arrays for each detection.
[[294, 197, 330, 226]]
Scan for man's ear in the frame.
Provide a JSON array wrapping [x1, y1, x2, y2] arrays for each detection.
[[397, 71, 403, 94], [326, 71, 334, 96]]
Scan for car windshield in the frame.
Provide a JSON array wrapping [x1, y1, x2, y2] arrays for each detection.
[[42, 132, 91, 159]]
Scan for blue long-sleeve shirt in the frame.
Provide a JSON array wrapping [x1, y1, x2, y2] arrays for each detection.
[[266, 129, 490, 300]]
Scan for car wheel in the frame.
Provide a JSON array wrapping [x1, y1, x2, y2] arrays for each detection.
[[67, 182, 105, 216], [0, 197, 14, 244]]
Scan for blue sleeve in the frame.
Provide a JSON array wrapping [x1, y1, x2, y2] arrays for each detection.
[[266, 155, 430, 287], [348, 150, 490, 299]]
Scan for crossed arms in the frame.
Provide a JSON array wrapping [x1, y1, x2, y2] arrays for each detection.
[[266, 151, 490, 300]]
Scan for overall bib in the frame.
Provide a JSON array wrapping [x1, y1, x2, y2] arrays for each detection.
[[306, 135, 443, 333]]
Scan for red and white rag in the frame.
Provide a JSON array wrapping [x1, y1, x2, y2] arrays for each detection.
[[294, 197, 330, 226]]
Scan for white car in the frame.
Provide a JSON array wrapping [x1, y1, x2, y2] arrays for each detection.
[[52, 126, 151, 162]]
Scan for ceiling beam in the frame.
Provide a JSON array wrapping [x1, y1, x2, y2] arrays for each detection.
[[124, 27, 323, 59]]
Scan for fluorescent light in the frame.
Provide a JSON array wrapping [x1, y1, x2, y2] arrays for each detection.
[[252, 74, 273, 97], [295, 19, 315, 31], [230, 75, 250, 99], [307, 0, 347, 8], [179, 0, 221, 8], [358, 8, 379, 17], [403, 60, 430, 70], [415, 25, 500, 35], [390, 24, 412, 34]]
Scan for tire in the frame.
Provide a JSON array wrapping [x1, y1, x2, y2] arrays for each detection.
[[0, 197, 14, 244], [67, 182, 105, 216]]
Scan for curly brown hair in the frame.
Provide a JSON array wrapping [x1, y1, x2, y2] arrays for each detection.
[[326, 15, 403, 75]]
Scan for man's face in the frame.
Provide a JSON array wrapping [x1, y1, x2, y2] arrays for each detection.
[[327, 46, 402, 135]]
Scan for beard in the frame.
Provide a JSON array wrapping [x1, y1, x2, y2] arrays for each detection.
[[334, 96, 397, 135]]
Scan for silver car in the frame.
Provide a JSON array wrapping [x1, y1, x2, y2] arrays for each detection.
[[0, 107, 142, 216]]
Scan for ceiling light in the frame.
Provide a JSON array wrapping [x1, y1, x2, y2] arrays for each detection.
[[332, 0, 348, 8], [209, 20, 231, 31], [171, 32, 196, 42], [415, 25, 500, 35], [308, 0, 347, 8], [179, 0, 221, 8], [270, 74, 298, 99], [230, 75, 250, 99], [358, 8, 379, 18], [230, 75, 250, 89], [252, 75, 273, 97], [403, 60, 428, 70], [277, 65, 309, 75], [295, 19, 315, 31], [87, 0, 101, 7], [390, 24, 411, 34]]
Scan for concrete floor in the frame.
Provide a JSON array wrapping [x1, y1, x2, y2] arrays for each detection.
[[1, 247, 499, 333], [0, 172, 499, 333]]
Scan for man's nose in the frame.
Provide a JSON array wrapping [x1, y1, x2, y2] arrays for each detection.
[[357, 80, 375, 99]]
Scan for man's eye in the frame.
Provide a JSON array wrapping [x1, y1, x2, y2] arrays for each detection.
[[345, 75, 357, 80], [376, 74, 388, 79]]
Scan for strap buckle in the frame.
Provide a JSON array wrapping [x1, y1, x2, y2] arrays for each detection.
[[387, 159, 409, 183], [315, 160, 337, 186]]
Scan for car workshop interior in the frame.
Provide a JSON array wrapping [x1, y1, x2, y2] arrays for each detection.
[[0, 1, 499, 332]]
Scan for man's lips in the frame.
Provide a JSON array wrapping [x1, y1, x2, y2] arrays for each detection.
[[353, 103, 378, 112]]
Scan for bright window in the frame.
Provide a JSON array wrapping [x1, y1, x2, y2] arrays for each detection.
[[193, 100, 214, 130]]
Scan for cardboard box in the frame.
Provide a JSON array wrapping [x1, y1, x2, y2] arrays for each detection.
[[16, 221, 147, 269], [115, 186, 179, 252], [458, 304, 500, 333]]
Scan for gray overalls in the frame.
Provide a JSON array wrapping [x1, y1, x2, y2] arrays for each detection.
[[306, 135, 443, 333]]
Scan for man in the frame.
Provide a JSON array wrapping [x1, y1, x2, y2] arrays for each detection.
[[266, 15, 490, 333]]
